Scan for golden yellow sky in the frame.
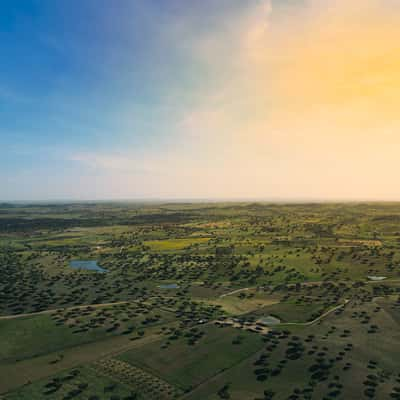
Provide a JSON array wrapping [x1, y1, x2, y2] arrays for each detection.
[[190, 0, 400, 200], [268, 0, 400, 118]]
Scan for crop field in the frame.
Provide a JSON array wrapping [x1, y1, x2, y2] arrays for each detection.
[[1, 202, 400, 399]]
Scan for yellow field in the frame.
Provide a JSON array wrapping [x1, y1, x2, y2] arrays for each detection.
[[144, 237, 210, 251]]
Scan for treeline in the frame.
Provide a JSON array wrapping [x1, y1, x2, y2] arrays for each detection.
[[0, 217, 109, 232], [0, 212, 197, 233]]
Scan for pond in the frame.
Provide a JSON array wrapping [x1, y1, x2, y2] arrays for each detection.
[[367, 276, 387, 281], [158, 283, 180, 289], [69, 260, 107, 273], [259, 316, 281, 326]]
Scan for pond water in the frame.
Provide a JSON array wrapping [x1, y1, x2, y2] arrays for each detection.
[[158, 283, 180, 289], [367, 276, 387, 281], [69, 260, 107, 273], [259, 315, 281, 326]]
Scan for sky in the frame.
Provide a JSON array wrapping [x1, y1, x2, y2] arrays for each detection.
[[1, 0, 400, 201]]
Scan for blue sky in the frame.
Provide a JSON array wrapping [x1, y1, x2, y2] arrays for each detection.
[[1, 0, 262, 200], [2, 0, 400, 201]]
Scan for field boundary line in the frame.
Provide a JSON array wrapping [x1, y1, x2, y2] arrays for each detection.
[[178, 346, 266, 400]]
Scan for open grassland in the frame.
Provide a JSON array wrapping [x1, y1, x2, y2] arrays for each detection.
[[5, 366, 138, 400], [0, 314, 107, 363], [118, 325, 264, 391], [0, 302, 176, 364]]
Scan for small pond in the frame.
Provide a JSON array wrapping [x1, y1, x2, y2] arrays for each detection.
[[69, 260, 107, 273], [367, 276, 387, 281], [158, 283, 180, 289], [259, 315, 281, 326]]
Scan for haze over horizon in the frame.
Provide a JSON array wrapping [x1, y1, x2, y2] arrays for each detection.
[[2, 0, 400, 201]]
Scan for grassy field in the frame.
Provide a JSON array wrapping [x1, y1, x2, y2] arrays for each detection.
[[5, 366, 138, 400], [0, 314, 106, 363], [118, 325, 264, 391]]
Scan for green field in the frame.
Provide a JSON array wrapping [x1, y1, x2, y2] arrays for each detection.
[[5, 366, 138, 400], [119, 325, 264, 390]]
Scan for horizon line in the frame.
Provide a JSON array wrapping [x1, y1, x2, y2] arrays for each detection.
[[3, 197, 400, 205]]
